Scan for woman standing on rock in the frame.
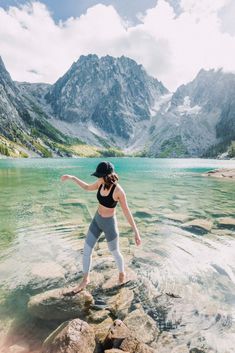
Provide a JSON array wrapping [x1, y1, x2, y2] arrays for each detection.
[[61, 161, 141, 295]]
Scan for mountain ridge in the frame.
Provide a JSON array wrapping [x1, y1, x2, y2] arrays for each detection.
[[0, 55, 234, 158]]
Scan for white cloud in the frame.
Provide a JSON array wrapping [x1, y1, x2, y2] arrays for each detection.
[[0, 0, 235, 91]]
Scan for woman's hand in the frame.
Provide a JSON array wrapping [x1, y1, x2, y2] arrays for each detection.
[[61, 174, 72, 182], [134, 231, 142, 246]]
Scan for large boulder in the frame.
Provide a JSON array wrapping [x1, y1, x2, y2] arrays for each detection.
[[123, 308, 159, 344], [42, 318, 95, 353], [28, 288, 94, 320], [104, 319, 154, 353]]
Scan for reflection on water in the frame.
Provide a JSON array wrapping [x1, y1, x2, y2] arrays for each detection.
[[0, 158, 235, 352]]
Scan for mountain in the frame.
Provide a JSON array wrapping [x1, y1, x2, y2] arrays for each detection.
[[0, 57, 92, 158], [146, 68, 235, 158], [0, 54, 234, 158], [45, 54, 168, 144]]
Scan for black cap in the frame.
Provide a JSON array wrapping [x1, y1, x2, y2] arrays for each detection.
[[91, 161, 114, 177]]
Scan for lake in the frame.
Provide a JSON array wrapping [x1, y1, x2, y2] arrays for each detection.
[[0, 157, 235, 352]]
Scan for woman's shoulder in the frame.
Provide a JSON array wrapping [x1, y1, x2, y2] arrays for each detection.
[[114, 183, 125, 194]]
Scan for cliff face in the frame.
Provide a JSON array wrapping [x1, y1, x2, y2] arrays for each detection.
[[0, 57, 79, 157], [147, 69, 235, 157]]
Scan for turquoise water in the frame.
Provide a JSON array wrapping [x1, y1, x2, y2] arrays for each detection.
[[0, 157, 235, 352]]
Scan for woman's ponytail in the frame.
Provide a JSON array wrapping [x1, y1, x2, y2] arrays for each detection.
[[103, 173, 119, 190]]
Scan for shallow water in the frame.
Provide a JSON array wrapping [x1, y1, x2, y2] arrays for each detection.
[[0, 157, 235, 352]]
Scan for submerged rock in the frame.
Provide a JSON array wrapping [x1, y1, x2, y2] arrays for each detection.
[[217, 217, 235, 230], [182, 219, 213, 234], [42, 318, 95, 353], [28, 288, 94, 320], [164, 213, 191, 223], [203, 169, 235, 179]]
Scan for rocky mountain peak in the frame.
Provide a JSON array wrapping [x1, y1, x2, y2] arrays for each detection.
[[45, 54, 169, 139]]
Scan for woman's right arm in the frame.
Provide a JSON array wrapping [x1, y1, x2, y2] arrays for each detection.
[[61, 175, 101, 191]]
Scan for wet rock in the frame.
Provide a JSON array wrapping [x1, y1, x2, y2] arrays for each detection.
[[133, 210, 153, 218], [171, 345, 189, 353], [164, 213, 191, 223], [42, 318, 95, 353], [92, 317, 113, 346], [105, 349, 129, 353], [104, 319, 154, 353], [107, 288, 134, 319], [182, 219, 213, 234], [87, 309, 110, 324], [8, 344, 29, 353], [102, 268, 138, 291], [123, 308, 159, 344], [120, 336, 155, 353], [217, 217, 235, 230], [30, 261, 66, 284], [88, 271, 106, 291], [153, 331, 176, 352], [28, 288, 94, 320]]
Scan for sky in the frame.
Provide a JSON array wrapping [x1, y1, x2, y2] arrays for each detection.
[[0, 0, 234, 91]]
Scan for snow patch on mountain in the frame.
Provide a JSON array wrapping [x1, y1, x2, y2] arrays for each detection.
[[150, 93, 173, 116], [177, 96, 201, 116]]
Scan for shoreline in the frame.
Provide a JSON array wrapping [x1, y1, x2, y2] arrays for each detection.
[[202, 168, 235, 180]]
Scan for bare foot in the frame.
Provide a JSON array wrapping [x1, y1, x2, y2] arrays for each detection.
[[63, 278, 90, 296], [118, 272, 126, 285]]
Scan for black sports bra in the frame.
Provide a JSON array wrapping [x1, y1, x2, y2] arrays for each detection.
[[97, 183, 118, 208]]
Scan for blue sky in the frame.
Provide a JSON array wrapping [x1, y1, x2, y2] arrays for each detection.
[[0, 0, 181, 22], [0, 0, 234, 90]]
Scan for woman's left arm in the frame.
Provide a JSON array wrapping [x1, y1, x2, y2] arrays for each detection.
[[118, 188, 141, 246]]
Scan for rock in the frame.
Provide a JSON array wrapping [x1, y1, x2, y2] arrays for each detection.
[[102, 268, 138, 291], [182, 219, 213, 234], [28, 288, 94, 320], [107, 288, 134, 319], [8, 344, 29, 353], [217, 217, 235, 229], [171, 345, 189, 353], [153, 331, 176, 352], [42, 318, 95, 353], [164, 213, 190, 223], [120, 336, 155, 353], [203, 169, 235, 179], [92, 317, 113, 346], [88, 271, 106, 291], [104, 348, 130, 353], [133, 210, 153, 218], [87, 309, 110, 324], [123, 308, 159, 344], [104, 319, 154, 353], [31, 262, 65, 280]]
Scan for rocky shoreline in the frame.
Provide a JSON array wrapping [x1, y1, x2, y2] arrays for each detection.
[[203, 168, 235, 179], [0, 260, 221, 353]]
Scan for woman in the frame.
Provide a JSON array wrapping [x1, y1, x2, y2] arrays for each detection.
[[61, 161, 141, 295]]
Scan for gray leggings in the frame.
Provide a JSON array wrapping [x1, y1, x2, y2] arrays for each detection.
[[83, 211, 124, 273]]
